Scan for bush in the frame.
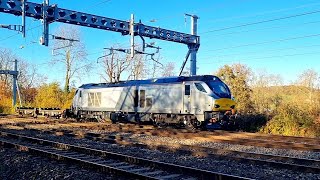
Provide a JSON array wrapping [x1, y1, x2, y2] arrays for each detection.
[[260, 101, 319, 137], [0, 96, 14, 114], [62, 88, 76, 109], [237, 113, 268, 132], [34, 82, 64, 108]]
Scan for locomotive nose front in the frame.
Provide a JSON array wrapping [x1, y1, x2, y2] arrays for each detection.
[[212, 98, 236, 112], [206, 98, 237, 130]]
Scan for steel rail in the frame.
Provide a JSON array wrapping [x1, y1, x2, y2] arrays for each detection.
[[2, 117, 320, 151], [3, 127, 320, 174], [58, 129, 320, 174], [0, 130, 248, 180]]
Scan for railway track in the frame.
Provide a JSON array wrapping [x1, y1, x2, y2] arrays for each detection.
[[2, 127, 320, 174], [64, 126, 320, 152], [41, 128, 320, 173], [2, 117, 320, 152], [205, 130, 320, 144], [0, 130, 247, 180]]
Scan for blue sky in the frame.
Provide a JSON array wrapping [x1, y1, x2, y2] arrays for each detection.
[[1, 0, 320, 87]]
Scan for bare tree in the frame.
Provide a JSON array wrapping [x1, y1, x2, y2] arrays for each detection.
[[296, 69, 320, 113], [18, 61, 47, 105], [100, 44, 172, 81], [0, 48, 16, 91], [100, 46, 131, 83], [161, 62, 176, 77], [252, 70, 283, 88], [297, 69, 319, 89], [128, 53, 146, 80], [0, 48, 46, 106], [51, 25, 88, 93]]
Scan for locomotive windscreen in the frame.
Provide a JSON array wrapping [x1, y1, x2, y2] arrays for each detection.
[[206, 81, 231, 98]]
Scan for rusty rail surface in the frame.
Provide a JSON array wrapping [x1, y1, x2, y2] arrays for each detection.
[[0, 130, 248, 180]]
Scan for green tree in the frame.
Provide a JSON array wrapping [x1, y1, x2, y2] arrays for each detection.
[[34, 82, 64, 108], [216, 64, 253, 113], [62, 88, 76, 109]]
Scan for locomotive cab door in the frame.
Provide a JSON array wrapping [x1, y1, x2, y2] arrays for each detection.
[[183, 83, 191, 113], [73, 90, 82, 116]]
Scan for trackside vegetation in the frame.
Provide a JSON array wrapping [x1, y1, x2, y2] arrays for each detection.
[[216, 64, 320, 137], [1, 63, 319, 137]]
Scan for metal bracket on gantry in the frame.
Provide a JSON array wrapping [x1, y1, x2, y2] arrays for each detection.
[[0, 0, 26, 37], [0, 0, 200, 75], [135, 50, 163, 66], [51, 34, 79, 55], [0, 60, 19, 106], [96, 47, 130, 63]]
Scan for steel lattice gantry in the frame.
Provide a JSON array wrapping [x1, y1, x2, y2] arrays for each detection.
[[0, 0, 200, 75], [0, 59, 18, 106]]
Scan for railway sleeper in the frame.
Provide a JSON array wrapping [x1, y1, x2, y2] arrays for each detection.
[[0, 131, 246, 179]]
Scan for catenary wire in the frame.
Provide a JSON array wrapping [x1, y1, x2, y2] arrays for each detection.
[[201, 33, 320, 53], [204, 1, 320, 23], [199, 51, 320, 65], [82, 0, 112, 11], [200, 44, 320, 60], [201, 19, 320, 43], [200, 9, 320, 34], [148, 0, 251, 23]]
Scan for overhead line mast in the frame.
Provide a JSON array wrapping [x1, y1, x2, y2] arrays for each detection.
[[0, 0, 200, 75], [0, 60, 18, 106]]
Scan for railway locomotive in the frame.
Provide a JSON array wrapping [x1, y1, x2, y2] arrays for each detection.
[[69, 75, 237, 129]]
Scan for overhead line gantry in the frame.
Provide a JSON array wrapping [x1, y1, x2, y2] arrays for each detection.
[[0, 0, 200, 75]]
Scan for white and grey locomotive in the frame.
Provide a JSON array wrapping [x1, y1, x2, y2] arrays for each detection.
[[70, 75, 237, 129]]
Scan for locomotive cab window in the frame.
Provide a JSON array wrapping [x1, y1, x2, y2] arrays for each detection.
[[194, 83, 207, 93], [140, 90, 145, 108], [206, 81, 231, 98], [185, 85, 190, 95]]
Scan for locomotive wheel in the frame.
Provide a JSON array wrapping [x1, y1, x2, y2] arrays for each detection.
[[184, 119, 196, 130], [96, 116, 106, 123], [153, 118, 166, 128]]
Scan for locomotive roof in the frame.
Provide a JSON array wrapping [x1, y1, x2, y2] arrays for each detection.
[[79, 75, 222, 89]]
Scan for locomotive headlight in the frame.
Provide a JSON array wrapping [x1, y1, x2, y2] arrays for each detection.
[[214, 104, 220, 108]]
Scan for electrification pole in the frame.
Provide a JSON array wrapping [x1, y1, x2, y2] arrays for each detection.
[[130, 14, 135, 58], [12, 59, 18, 106], [22, 0, 26, 37], [186, 14, 199, 76], [0, 61, 19, 107], [41, 0, 49, 46]]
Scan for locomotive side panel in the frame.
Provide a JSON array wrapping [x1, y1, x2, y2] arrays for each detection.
[[140, 83, 183, 114], [114, 86, 136, 112], [79, 87, 124, 111], [101, 87, 127, 110]]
